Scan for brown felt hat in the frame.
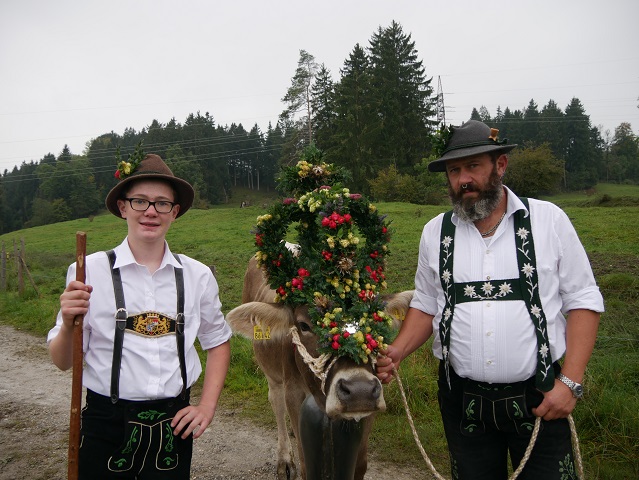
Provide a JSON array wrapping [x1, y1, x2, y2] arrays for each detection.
[[105, 154, 194, 218], [428, 120, 517, 172]]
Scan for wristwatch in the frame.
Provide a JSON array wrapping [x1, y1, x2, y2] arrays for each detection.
[[557, 373, 584, 399]]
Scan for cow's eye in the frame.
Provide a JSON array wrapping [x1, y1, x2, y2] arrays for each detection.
[[298, 322, 312, 333]]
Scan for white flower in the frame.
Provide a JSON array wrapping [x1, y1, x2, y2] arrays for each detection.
[[522, 263, 535, 278], [499, 282, 512, 295], [442, 346, 449, 357], [481, 282, 494, 295], [443, 308, 452, 320], [539, 343, 549, 358], [442, 236, 453, 248], [441, 270, 452, 284], [517, 227, 529, 240], [530, 305, 542, 317], [464, 285, 476, 297]]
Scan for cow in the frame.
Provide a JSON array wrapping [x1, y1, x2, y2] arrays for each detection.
[[226, 255, 413, 480]]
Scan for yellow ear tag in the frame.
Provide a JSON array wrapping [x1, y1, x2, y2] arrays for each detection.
[[253, 325, 271, 340]]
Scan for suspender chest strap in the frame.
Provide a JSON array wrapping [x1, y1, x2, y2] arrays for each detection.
[[106, 250, 188, 403], [438, 198, 555, 392]]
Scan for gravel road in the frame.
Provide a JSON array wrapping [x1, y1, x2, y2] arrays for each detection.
[[0, 325, 431, 479]]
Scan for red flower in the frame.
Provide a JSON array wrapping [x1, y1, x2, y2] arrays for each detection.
[[322, 251, 333, 261], [332, 341, 340, 350], [349, 193, 362, 200], [370, 251, 379, 259], [114, 170, 121, 179], [298, 268, 310, 277], [373, 312, 383, 322], [343, 331, 350, 339], [255, 234, 264, 246], [333, 334, 341, 342], [343, 213, 352, 223], [283, 197, 297, 205]]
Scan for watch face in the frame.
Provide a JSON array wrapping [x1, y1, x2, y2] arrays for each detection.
[[574, 385, 584, 398]]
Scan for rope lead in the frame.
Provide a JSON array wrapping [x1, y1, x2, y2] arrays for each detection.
[[391, 366, 585, 480]]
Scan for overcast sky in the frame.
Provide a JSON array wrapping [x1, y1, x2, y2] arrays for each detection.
[[1, 0, 638, 173]]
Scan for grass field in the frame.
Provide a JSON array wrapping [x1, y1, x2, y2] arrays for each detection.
[[1, 183, 638, 478]]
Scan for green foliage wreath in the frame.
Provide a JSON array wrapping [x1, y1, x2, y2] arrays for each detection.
[[253, 155, 394, 363]]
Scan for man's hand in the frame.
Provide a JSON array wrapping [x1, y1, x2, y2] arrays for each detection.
[[60, 280, 93, 328], [531, 379, 577, 420], [376, 345, 401, 384], [172, 403, 216, 440]]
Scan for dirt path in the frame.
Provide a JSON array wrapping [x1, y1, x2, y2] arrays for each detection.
[[0, 325, 430, 480]]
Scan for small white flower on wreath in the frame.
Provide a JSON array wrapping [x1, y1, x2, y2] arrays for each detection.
[[522, 263, 535, 278], [481, 282, 495, 295], [499, 282, 513, 295], [517, 227, 529, 240], [539, 343, 549, 359], [441, 270, 452, 284], [464, 285, 476, 296], [442, 236, 453, 248]]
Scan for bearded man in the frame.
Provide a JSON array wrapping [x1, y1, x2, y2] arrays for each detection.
[[376, 120, 604, 479]]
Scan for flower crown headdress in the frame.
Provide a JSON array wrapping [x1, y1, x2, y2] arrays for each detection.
[[253, 146, 394, 363], [114, 141, 145, 179]]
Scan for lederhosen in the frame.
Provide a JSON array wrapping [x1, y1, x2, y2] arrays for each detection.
[[79, 251, 192, 479], [436, 199, 574, 479]]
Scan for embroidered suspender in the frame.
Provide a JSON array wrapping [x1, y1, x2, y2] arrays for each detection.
[[106, 250, 188, 403], [438, 198, 555, 392]]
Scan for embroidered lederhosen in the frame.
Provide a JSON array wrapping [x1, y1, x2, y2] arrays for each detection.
[[104, 250, 189, 473], [438, 198, 555, 393]]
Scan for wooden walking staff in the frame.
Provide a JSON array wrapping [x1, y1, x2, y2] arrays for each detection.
[[68, 232, 86, 480]]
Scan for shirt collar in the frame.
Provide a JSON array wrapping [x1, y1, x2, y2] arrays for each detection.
[[112, 238, 182, 270]]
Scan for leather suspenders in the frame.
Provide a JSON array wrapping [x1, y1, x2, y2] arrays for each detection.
[[106, 250, 188, 403]]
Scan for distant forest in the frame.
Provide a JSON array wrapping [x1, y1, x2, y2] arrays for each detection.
[[1, 20, 637, 234]]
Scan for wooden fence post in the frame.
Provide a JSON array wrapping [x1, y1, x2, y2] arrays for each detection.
[[1, 241, 5, 291]]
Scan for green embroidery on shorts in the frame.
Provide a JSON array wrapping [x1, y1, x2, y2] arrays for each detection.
[[137, 409, 167, 421], [465, 399, 476, 420], [559, 453, 577, 479], [162, 456, 177, 467], [164, 423, 175, 453], [122, 425, 139, 454], [513, 401, 524, 419], [521, 421, 535, 432], [449, 454, 459, 480], [463, 423, 479, 434]]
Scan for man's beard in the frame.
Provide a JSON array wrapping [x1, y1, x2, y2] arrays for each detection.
[[449, 167, 504, 222]]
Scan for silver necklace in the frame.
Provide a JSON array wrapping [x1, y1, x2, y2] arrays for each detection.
[[480, 211, 506, 237]]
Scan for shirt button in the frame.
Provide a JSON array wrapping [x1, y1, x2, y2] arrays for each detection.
[[486, 302, 491, 308], [486, 331, 493, 337], [487, 360, 493, 365], [486, 276, 491, 280]]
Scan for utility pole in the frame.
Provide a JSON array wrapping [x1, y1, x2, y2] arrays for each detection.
[[436, 76, 446, 126]]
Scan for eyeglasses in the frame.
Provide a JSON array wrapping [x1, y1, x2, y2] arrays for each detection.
[[125, 198, 177, 213]]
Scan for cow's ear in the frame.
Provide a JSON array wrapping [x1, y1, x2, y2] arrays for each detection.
[[382, 290, 414, 329], [226, 302, 295, 340]]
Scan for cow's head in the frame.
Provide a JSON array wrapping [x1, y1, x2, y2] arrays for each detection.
[[227, 290, 412, 421]]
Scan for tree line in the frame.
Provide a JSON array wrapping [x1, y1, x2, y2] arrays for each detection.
[[1, 20, 637, 234]]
